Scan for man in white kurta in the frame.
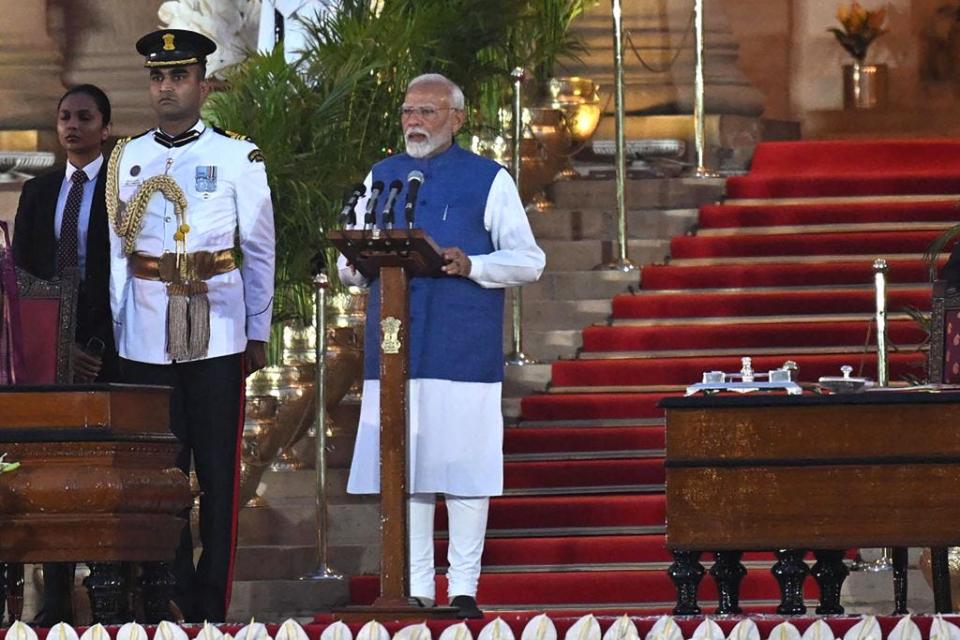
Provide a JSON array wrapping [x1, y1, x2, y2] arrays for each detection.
[[338, 74, 544, 618]]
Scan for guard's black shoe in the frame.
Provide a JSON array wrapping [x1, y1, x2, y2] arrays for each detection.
[[450, 594, 483, 619]]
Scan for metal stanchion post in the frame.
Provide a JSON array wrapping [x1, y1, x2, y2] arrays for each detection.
[[692, 0, 719, 178], [505, 67, 536, 366], [300, 269, 343, 581], [874, 258, 889, 387], [851, 258, 893, 573], [604, 0, 636, 272]]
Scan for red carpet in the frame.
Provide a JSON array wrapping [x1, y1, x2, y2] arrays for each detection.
[[670, 230, 951, 259], [726, 139, 960, 198], [698, 200, 960, 229], [582, 319, 925, 352], [641, 257, 944, 290], [550, 352, 926, 388], [611, 287, 930, 319], [350, 139, 944, 613], [503, 426, 664, 454]]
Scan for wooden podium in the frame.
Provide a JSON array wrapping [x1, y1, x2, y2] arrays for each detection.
[[330, 229, 457, 619]]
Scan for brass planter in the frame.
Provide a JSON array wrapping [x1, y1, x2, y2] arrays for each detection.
[[843, 62, 888, 110]]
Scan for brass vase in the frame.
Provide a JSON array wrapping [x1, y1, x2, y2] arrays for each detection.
[[238, 289, 366, 507], [547, 76, 602, 145], [843, 62, 888, 110]]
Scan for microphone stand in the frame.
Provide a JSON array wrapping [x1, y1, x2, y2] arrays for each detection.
[[300, 250, 343, 583]]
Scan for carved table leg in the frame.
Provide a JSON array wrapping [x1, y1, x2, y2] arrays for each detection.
[[710, 551, 746, 614], [772, 548, 809, 615], [0, 564, 7, 624], [84, 562, 127, 624], [892, 547, 908, 615], [6, 564, 23, 624], [812, 550, 848, 614], [931, 546, 954, 614], [140, 561, 178, 623], [668, 550, 704, 615]]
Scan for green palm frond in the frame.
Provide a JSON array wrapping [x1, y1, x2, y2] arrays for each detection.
[[923, 222, 960, 281]]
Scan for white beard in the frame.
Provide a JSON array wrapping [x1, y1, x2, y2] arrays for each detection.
[[405, 129, 446, 158]]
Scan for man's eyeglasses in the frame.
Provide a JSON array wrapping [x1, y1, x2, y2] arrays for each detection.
[[400, 106, 458, 120]]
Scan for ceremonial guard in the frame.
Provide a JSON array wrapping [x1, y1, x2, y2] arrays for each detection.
[[107, 29, 275, 622]]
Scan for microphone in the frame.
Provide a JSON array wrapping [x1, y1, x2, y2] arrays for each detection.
[[403, 170, 424, 228], [364, 180, 384, 228], [381, 179, 403, 228], [338, 183, 365, 226]]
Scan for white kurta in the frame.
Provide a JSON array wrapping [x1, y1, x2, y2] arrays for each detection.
[[339, 168, 545, 496]]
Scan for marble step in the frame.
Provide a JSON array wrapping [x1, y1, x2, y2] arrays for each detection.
[[503, 362, 553, 397], [522, 298, 613, 332], [528, 207, 697, 241], [502, 329, 583, 365], [226, 578, 349, 622], [537, 238, 670, 271], [549, 177, 724, 211], [522, 270, 639, 302]]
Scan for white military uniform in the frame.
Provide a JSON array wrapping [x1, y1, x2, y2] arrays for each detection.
[[108, 120, 275, 362]]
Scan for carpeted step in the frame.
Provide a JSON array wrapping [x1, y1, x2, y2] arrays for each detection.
[[438, 494, 667, 533], [725, 140, 960, 199], [581, 319, 925, 353], [439, 534, 675, 568], [504, 426, 664, 456], [745, 140, 960, 175], [670, 230, 952, 259], [434, 536, 856, 568], [521, 392, 677, 422], [550, 352, 926, 388], [612, 286, 931, 319], [349, 566, 819, 607], [504, 458, 664, 492], [698, 200, 960, 229], [641, 257, 942, 290], [726, 175, 960, 199]]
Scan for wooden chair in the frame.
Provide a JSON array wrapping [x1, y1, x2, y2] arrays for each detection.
[[13, 266, 77, 385], [1, 266, 77, 623], [930, 280, 960, 385]]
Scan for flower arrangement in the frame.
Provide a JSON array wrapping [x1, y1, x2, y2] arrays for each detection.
[[829, 2, 889, 62]]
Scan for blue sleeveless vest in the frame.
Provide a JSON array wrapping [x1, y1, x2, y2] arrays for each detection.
[[363, 143, 505, 383]]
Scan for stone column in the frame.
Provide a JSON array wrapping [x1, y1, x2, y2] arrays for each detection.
[[0, 0, 64, 130], [567, 1, 764, 119], [54, 0, 166, 136]]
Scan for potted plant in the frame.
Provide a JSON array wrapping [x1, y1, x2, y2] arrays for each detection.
[[829, 2, 890, 109]]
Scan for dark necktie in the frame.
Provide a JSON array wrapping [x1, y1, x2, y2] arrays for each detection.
[[57, 169, 87, 275]]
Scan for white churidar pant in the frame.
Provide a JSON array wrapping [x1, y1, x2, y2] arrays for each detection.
[[409, 493, 490, 600]]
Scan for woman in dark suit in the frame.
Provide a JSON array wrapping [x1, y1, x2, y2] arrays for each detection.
[[11, 84, 117, 625], [13, 84, 117, 384]]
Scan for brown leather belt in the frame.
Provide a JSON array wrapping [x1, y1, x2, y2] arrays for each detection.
[[131, 249, 236, 283]]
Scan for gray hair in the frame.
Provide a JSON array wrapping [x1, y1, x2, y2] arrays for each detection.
[[407, 73, 465, 109]]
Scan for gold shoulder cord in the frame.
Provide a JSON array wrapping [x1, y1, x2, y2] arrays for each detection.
[[106, 138, 189, 255]]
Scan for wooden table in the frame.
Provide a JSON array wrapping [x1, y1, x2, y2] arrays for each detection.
[[0, 384, 192, 622], [661, 391, 960, 615]]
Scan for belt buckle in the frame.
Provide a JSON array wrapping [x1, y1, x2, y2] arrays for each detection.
[[158, 253, 177, 283]]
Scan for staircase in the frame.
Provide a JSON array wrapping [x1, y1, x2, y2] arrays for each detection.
[[236, 139, 960, 618]]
